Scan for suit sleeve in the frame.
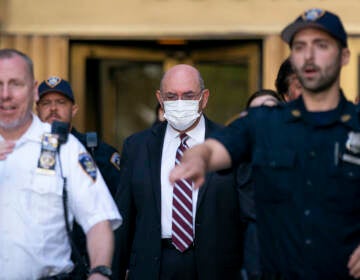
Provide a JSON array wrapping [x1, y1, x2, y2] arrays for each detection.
[[112, 137, 136, 280]]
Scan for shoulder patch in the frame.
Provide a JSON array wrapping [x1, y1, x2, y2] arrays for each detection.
[[79, 153, 97, 181], [110, 152, 121, 170]]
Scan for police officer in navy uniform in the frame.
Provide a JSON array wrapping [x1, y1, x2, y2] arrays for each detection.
[[70, 128, 121, 197], [36, 76, 121, 278], [36, 76, 121, 197], [170, 8, 360, 280]]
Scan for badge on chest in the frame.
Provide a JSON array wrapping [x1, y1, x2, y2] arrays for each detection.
[[342, 131, 360, 165], [37, 133, 59, 175]]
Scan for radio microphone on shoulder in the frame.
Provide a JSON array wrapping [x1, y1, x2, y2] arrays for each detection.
[[51, 121, 70, 146]]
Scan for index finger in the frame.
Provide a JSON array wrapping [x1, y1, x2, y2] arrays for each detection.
[[348, 245, 360, 269]]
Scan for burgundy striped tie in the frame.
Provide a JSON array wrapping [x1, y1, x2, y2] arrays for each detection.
[[171, 133, 194, 252]]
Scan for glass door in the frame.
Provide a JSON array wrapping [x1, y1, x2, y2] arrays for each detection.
[[71, 41, 261, 150], [191, 43, 260, 124]]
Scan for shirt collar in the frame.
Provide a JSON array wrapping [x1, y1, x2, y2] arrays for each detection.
[[18, 114, 51, 144], [0, 114, 49, 143], [284, 91, 358, 129]]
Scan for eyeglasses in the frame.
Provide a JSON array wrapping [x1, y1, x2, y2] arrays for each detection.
[[161, 90, 203, 101]]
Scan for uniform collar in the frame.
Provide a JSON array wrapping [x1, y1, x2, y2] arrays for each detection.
[[284, 91, 358, 129], [0, 114, 49, 143], [343, 99, 360, 130], [18, 114, 51, 144], [283, 97, 304, 123]]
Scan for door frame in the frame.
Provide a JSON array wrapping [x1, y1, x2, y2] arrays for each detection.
[[70, 41, 261, 134]]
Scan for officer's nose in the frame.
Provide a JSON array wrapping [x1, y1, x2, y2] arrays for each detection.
[[49, 102, 58, 111], [304, 45, 314, 62], [0, 84, 11, 100]]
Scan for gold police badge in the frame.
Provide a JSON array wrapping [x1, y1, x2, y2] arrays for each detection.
[[37, 133, 58, 175]]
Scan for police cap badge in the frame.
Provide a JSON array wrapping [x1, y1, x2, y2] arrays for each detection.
[[38, 76, 75, 102]]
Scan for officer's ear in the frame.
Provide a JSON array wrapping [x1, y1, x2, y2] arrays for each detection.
[[32, 80, 39, 103], [341, 47, 350, 67], [72, 104, 79, 118]]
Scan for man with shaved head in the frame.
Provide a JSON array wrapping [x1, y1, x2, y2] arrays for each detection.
[[113, 64, 246, 280]]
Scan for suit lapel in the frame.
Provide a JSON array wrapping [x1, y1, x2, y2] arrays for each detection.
[[151, 119, 223, 214], [196, 117, 222, 210], [147, 123, 167, 217]]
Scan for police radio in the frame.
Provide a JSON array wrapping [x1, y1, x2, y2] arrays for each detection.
[[86, 132, 98, 157], [51, 121, 70, 146], [51, 121, 90, 276]]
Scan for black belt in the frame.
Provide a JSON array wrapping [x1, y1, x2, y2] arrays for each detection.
[[161, 238, 194, 250]]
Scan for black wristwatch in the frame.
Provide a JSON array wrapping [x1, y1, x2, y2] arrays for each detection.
[[89, 265, 112, 278]]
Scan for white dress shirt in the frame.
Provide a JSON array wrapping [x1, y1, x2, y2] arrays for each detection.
[[161, 115, 205, 238], [0, 115, 122, 279]]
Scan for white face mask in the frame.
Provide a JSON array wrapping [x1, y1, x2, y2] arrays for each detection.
[[163, 99, 201, 131]]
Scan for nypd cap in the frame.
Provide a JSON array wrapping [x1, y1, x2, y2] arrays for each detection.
[[38, 76, 75, 102], [281, 8, 347, 47]]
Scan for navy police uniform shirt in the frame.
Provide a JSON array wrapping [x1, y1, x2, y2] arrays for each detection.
[[71, 128, 120, 198], [211, 93, 360, 280]]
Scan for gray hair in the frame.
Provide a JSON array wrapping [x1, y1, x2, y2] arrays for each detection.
[[0, 48, 34, 80]]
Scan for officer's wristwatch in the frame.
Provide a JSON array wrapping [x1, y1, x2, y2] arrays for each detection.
[[89, 265, 112, 278]]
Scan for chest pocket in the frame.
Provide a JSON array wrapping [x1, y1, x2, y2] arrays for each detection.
[[252, 149, 296, 203], [336, 154, 360, 180], [328, 154, 360, 212], [21, 172, 64, 224]]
